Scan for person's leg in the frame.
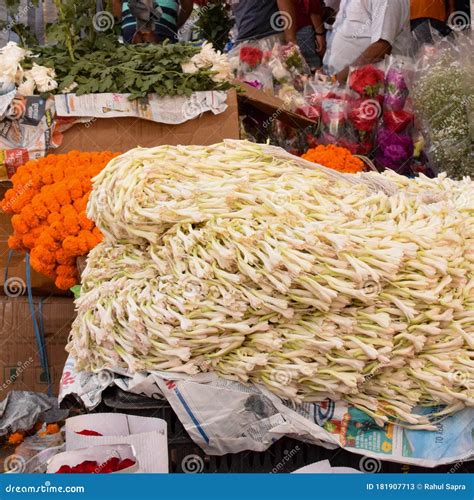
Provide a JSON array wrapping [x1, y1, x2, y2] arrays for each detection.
[[411, 17, 453, 53], [296, 25, 321, 71], [429, 18, 452, 37], [411, 17, 436, 53]]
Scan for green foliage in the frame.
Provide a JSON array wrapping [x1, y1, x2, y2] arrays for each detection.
[[4, 0, 231, 100], [195, 1, 233, 53], [3, 0, 117, 57], [27, 42, 231, 99]]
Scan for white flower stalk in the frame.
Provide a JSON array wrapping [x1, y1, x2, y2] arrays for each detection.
[[181, 42, 231, 83], [24, 63, 58, 93], [69, 141, 474, 429], [0, 42, 29, 88], [17, 78, 35, 96]]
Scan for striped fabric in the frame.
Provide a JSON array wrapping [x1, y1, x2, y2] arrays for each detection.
[[0, 0, 57, 46], [122, 0, 179, 42]]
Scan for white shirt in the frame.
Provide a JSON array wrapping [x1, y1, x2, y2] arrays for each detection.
[[324, 0, 341, 9], [323, 0, 411, 75]]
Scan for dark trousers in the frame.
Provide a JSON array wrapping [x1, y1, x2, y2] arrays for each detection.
[[410, 17, 453, 53]]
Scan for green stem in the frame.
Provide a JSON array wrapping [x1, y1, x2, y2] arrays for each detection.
[[54, 0, 76, 62]]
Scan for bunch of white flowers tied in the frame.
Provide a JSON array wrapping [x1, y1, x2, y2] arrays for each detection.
[[181, 42, 231, 83], [69, 141, 474, 429], [0, 42, 58, 95]]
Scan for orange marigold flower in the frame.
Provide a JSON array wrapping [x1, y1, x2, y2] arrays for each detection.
[[20, 206, 40, 229], [31, 198, 50, 220], [44, 196, 61, 213], [45, 423, 60, 435], [7, 432, 25, 445], [55, 189, 72, 207], [8, 235, 23, 250], [78, 214, 94, 231], [56, 248, 74, 265], [57, 264, 77, 278], [22, 233, 38, 250], [11, 215, 29, 235], [55, 275, 78, 290], [47, 213, 63, 225], [2, 151, 119, 290], [302, 144, 365, 174], [92, 227, 103, 241]]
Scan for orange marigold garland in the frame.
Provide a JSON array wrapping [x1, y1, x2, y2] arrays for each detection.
[[302, 144, 365, 174], [1, 151, 120, 290]]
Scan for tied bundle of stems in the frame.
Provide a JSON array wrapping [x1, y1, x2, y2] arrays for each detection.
[[68, 141, 474, 429]]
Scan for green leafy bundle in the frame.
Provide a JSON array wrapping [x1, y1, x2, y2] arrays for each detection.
[[28, 42, 231, 99], [4, 0, 231, 99], [195, 1, 234, 53]]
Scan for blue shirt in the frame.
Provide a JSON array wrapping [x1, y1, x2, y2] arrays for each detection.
[[232, 0, 280, 43]]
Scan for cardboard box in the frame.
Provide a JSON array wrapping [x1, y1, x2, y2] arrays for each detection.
[[236, 82, 317, 130], [0, 296, 75, 396], [0, 184, 68, 297], [54, 89, 240, 153]]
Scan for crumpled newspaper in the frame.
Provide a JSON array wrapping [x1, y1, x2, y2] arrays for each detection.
[[0, 391, 68, 437], [59, 357, 474, 469]]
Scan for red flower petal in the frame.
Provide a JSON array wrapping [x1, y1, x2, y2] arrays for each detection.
[[76, 429, 103, 436], [56, 465, 72, 474], [117, 459, 136, 471]]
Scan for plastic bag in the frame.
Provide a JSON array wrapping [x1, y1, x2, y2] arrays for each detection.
[[384, 55, 415, 112], [458, 31, 474, 142], [347, 97, 381, 155], [270, 43, 311, 93], [371, 55, 417, 172], [412, 31, 474, 179], [347, 63, 385, 102], [237, 44, 274, 93], [320, 98, 350, 147], [345, 63, 386, 155]]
